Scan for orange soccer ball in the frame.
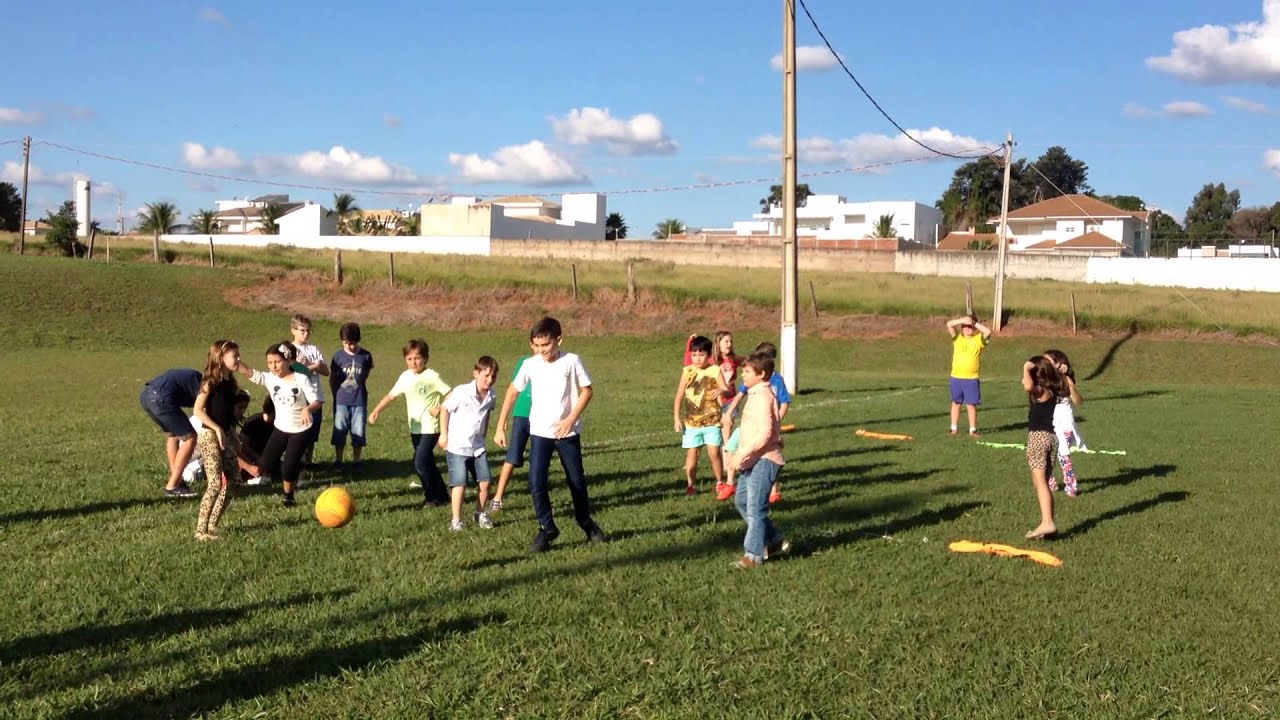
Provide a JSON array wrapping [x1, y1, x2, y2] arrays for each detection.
[[315, 486, 356, 528]]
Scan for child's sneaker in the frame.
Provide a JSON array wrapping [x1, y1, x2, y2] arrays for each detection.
[[768, 488, 782, 504], [969, 430, 982, 438], [531, 526, 561, 553], [352, 461, 364, 474], [165, 484, 197, 499], [733, 555, 762, 570], [282, 493, 296, 508], [685, 484, 697, 496], [332, 461, 345, 473], [489, 498, 503, 512], [764, 539, 791, 560], [245, 476, 270, 486], [449, 518, 465, 532], [475, 511, 494, 529], [716, 482, 736, 501], [409, 479, 422, 489]]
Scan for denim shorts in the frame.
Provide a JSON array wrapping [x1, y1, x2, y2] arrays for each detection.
[[446, 451, 493, 487], [140, 386, 195, 438], [504, 416, 531, 467], [949, 377, 982, 406], [682, 425, 723, 449], [331, 404, 367, 447]]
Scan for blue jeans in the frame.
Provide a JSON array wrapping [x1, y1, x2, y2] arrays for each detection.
[[331, 404, 367, 448], [410, 433, 447, 502], [528, 435, 595, 533], [734, 458, 784, 562]]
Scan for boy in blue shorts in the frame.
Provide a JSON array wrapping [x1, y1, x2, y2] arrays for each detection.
[[439, 356, 499, 532], [673, 335, 731, 496], [946, 314, 992, 437]]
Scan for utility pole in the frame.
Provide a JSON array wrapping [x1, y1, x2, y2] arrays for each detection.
[[116, 193, 124, 235], [991, 132, 1014, 332], [18, 136, 31, 255], [780, 0, 799, 393]]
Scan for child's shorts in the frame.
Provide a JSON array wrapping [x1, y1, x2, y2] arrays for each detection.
[[447, 451, 493, 487], [724, 427, 741, 454], [504, 416, 531, 467], [1026, 431, 1055, 474], [949, 377, 982, 405], [331, 404, 368, 447], [682, 425, 723, 449]]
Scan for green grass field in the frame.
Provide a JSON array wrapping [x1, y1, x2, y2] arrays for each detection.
[[2, 254, 1278, 719]]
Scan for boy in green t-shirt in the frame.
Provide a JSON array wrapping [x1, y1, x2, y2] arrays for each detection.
[[369, 339, 451, 506], [946, 315, 992, 437], [489, 345, 534, 512]]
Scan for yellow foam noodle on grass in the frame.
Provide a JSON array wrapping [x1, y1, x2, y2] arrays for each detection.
[[949, 540, 1062, 567]]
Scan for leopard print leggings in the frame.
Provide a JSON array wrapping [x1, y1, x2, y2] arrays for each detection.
[[1025, 431, 1056, 475], [196, 428, 238, 535]]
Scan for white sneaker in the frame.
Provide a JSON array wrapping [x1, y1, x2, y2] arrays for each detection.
[[449, 518, 465, 532], [181, 461, 204, 485], [475, 511, 494, 529], [245, 476, 269, 486], [409, 479, 423, 489]]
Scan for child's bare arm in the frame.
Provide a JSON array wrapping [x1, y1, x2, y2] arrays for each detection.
[[437, 407, 450, 449], [1020, 361, 1036, 392], [1066, 376, 1083, 406], [777, 402, 790, 421], [673, 372, 690, 432], [555, 386, 593, 438], [368, 393, 395, 424], [494, 383, 520, 447], [973, 321, 993, 339]]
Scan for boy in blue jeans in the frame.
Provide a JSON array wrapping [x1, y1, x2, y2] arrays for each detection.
[[329, 322, 374, 471], [495, 317, 607, 553], [729, 352, 789, 569]]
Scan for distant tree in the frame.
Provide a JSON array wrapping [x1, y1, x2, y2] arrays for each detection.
[[396, 212, 421, 236], [867, 213, 897, 239], [136, 201, 181, 262], [1095, 194, 1145, 212], [366, 215, 397, 236], [653, 218, 685, 239], [966, 238, 996, 250], [192, 209, 221, 235], [1029, 146, 1091, 199], [346, 216, 366, 235], [936, 157, 1034, 232], [57, 200, 76, 219], [1184, 183, 1240, 240], [333, 193, 359, 235], [759, 183, 813, 213], [605, 212, 628, 240], [258, 203, 285, 235], [43, 210, 82, 256], [1149, 210, 1186, 257], [1271, 202, 1280, 238], [1228, 206, 1272, 239], [0, 182, 21, 231]]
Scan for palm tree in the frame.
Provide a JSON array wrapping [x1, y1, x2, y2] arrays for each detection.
[[192, 209, 220, 235], [652, 218, 685, 239], [397, 212, 421, 236], [136, 201, 180, 262], [605, 212, 627, 240], [867, 213, 896, 239], [759, 183, 813, 213], [346, 216, 366, 236], [333, 193, 359, 235], [258, 203, 285, 235]]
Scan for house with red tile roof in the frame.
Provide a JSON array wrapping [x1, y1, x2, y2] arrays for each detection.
[[985, 194, 1149, 256]]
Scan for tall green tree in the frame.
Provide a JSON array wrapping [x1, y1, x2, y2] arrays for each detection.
[[1029, 146, 1091, 199], [759, 183, 813, 213], [192, 209, 220, 235], [136, 201, 180, 262], [936, 157, 1034, 232], [0, 182, 21, 231], [333, 193, 359, 235], [396, 212, 421, 236], [652, 218, 685, 239], [605, 212, 627, 240], [867, 213, 896, 239], [1095, 194, 1145, 212], [1149, 210, 1186, 257], [43, 210, 81, 257], [258, 203, 284, 235], [1228, 206, 1272, 239], [1184, 183, 1240, 240]]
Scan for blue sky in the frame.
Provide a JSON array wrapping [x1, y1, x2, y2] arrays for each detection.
[[3, 0, 1279, 233]]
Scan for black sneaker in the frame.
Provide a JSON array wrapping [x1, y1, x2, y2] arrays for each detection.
[[419, 497, 447, 509], [586, 523, 609, 545], [282, 493, 296, 508], [531, 527, 560, 553], [165, 483, 197, 499]]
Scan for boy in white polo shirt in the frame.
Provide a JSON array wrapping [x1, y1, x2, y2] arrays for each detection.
[[438, 356, 499, 532], [495, 316, 608, 553]]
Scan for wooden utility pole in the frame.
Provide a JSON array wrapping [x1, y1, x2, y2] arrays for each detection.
[[18, 136, 31, 255], [780, 0, 799, 393], [992, 132, 1014, 332]]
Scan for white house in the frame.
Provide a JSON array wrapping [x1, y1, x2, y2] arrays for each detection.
[[276, 203, 338, 238], [988, 194, 1150, 256], [213, 194, 303, 234], [707, 195, 943, 246], [419, 194, 606, 241]]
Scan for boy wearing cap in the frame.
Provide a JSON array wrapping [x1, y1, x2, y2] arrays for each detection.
[[946, 314, 992, 437]]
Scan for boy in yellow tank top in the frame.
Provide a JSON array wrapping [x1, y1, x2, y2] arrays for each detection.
[[946, 314, 992, 436]]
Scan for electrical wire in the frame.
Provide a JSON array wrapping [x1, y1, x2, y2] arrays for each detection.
[[793, 0, 1000, 160]]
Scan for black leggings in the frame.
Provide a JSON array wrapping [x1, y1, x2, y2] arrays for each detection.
[[260, 428, 310, 483]]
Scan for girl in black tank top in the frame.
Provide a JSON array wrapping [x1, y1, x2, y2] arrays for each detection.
[[1021, 357, 1065, 540], [192, 340, 252, 541]]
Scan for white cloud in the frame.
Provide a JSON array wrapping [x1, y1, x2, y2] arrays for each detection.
[[256, 146, 421, 185], [1146, 0, 1280, 84], [448, 140, 589, 185], [770, 45, 844, 72], [181, 141, 245, 170], [550, 107, 677, 156], [1223, 95, 1273, 113], [0, 107, 43, 124], [384, 113, 403, 128], [1265, 149, 1280, 175], [198, 7, 230, 28], [1123, 102, 1158, 118], [185, 178, 221, 193], [2, 161, 77, 186], [1162, 100, 1213, 117], [748, 127, 994, 167]]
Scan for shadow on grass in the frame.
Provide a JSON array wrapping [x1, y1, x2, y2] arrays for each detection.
[[0, 589, 353, 666], [792, 501, 989, 557], [1058, 490, 1190, 539], [1084, 321, 1138, 381], [61, 612, 499, 720], [0, 497, 171, 525], [1088, 463, 1178, 492]]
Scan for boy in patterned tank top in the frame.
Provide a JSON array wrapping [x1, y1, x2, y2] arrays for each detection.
[[673, 335, 731, 496]]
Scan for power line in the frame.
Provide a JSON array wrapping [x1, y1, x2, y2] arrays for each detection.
[[794, 0, 999, 160], [0, 138, 22, 147]]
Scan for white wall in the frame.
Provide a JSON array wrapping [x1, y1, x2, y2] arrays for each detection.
[[277, 204, 338, 238], [1086, 257, 1280, 292], [752, 197, 941, 245], [162, 233, 491, 256]]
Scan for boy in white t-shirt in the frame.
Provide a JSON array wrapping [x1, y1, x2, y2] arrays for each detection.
[[439, 356, 499, 532], [496, 317, 607, 553], [290, 314, 328, 473]]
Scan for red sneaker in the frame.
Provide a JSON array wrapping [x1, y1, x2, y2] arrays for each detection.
[[716, 482, 735, 501], [685, 484, 697, 496]]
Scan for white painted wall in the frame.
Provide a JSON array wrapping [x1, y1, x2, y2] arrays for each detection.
[[751, 196, 942, 245], [421, 195, 605, 240], [162, 233, 491, 255], [1086, 257, 1280, 292], [276, 204, 338, 238]]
